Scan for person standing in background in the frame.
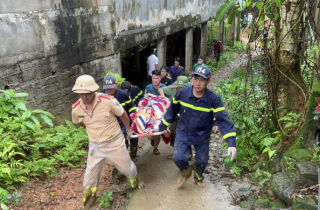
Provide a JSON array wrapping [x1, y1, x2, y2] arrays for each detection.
[[248, 13, 253, 25], [192, 56, 208, 72], [169, 57, 185, 83], [160, 66, 173, 86], [147, 48, 158, 83], [242, 15, 248, 28], [213, 40, 223, 67]]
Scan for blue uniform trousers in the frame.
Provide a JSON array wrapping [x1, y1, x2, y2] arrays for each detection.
[[173, 130, 209, 179]]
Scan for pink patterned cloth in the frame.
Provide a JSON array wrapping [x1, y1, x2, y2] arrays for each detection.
[[130, 94, 170, 137]]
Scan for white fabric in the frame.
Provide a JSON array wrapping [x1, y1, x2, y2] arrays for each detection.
[[248, 14, 253, 23], [147, 54, 158, 76], [83, 135, 137, 190], [228, 147, 237, 161]]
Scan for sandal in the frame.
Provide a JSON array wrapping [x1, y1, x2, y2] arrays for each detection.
[[167, 154, 173, 159], [153, 149, 160, 155]]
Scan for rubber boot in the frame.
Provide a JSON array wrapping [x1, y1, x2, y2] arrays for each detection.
[[83, 188, 98, 209], [127, 175, 139, 189], [130, 140, 138, 159], [194, 171, 204, 183]]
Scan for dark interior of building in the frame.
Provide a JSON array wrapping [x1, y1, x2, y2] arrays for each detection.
[[121, 26, 202, 90]]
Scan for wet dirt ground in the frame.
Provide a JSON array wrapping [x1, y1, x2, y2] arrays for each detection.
[[126, 138, 240, 210]]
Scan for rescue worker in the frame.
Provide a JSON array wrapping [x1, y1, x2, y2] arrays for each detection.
[[121, 81, 143, 107], [158, 76, 191, 159], [71, 75, 141, 209], [158, 66, 237, 188], [103, 75, 138, 159]]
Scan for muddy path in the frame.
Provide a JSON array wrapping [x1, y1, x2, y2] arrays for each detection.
[[126, 138, 240, 210], [126, 48, 252, 210]]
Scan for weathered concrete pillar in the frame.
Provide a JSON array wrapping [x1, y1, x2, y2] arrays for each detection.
[[117, 52, 122, 77], [185, 27, 193, 75], [157, 36, 166, 68], [133, 46, 140, 73], [200, 22, 208, 63]]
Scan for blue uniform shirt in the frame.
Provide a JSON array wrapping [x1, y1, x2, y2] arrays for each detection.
[[104, 89, 136, 132], [130, 85, 143, 107], [159, 86, 236, 147]]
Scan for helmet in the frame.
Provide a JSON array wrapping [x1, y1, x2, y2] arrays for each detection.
[[72, 75, 99, 93]]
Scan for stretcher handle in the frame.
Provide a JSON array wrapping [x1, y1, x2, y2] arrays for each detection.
[[130, 130, 167, 138]]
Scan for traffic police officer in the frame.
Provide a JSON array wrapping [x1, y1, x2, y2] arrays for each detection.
[[159, 66, 237, 188], [71, 75, 140, 209], [103, 75, 138, 159], [121, 81, 144, 107]]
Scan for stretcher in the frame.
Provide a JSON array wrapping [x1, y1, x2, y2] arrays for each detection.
[[130, 130, 167, 138], [129, 94, 169, 139]]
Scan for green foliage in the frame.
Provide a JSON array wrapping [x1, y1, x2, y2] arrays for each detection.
[[98, 191, 114, 209], [104, 72, 126, 87], [214, 65, 305, 174], [214, 0, 237, 22], [255, 168, 272, 186], [283, 156, 296, 170], [0, 188, 8, 205], [227, 7, 239, 24], [0, 89, 88, 189], [214, 67, 275, 172]]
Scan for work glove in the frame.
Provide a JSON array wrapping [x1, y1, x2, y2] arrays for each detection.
[[228, 147, 237, 161]]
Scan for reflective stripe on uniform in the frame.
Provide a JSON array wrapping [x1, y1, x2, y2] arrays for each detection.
[[132, 90, 143, 102], [129, 107, 137, 113], [173, 98, 225, 113], [162, 118, 171, 126], [121, 99, 132, 106], [223, 132, 236, 139]]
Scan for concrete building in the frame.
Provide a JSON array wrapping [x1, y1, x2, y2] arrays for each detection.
[[0, 0, 223, 124]]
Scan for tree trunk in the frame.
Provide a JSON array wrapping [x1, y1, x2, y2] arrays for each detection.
[[230, 16, 235, 47], [236, 12, 241, 41], [268, 0, 305, 133], [219, 17, 224, 43]]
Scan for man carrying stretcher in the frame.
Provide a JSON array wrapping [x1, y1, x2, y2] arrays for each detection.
[[158, 66, 237, 188]]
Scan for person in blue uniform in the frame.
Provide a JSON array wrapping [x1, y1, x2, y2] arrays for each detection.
[[121, 81, 144, 107], [103, 75, 138, 159], [158, 66, 237, 188]]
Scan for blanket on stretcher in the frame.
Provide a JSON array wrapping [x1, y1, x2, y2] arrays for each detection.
[[130, 93, 171, 143]]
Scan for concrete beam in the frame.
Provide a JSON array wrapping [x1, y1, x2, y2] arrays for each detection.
[[156, 36, 166, 69], [200, 22, 208, 63], [185, 27, 193, 76]]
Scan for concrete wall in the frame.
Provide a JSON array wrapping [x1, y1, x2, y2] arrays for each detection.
[[0, 0, 223, 124]]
